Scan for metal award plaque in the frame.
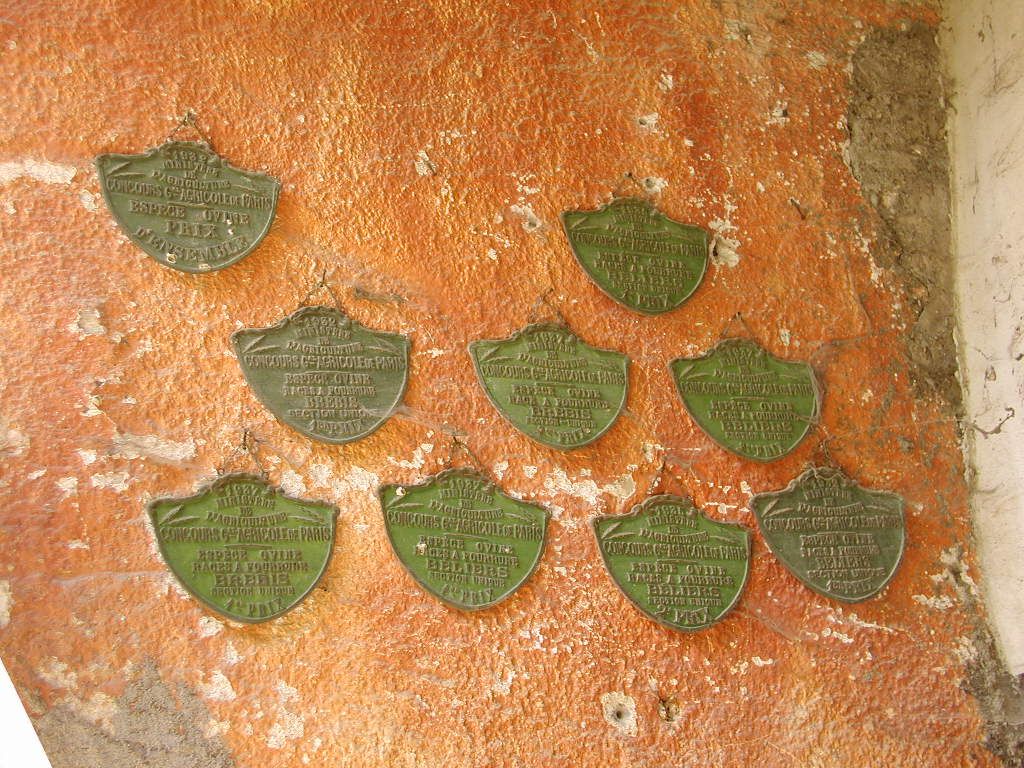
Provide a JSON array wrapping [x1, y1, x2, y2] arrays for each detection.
[[95, 141, 280, 272], [379, 469, 549, 610], [232, 306, 410, 444], [593, 495, 750, 631], [669, 338, 819, 461], [149, 474, 337, 622], [561, 197, 708, 315], [751, 467, 905, 602], [469, 323, 628, 450]]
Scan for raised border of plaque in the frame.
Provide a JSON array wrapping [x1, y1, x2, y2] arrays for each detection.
[[669, 337, 821, 462], [750, 466, 906, 602], [468, 322, 629, 451], [378, 468, 550, 611], [95, 140, 280, 273], [148, 473, 338, 623], [593, 494, 751, 631]]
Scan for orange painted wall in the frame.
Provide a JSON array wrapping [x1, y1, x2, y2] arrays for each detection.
[[0, 1, 994, 766]]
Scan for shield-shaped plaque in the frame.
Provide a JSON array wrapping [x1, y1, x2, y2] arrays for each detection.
[[669, 338, 820, 461], [232, 306, 409, 444], [149, 474, 337, 622], [95, 141, 280, 272], [751, 467, 905, 602], [561, 197, 708, 315], [593, 495, 750, 631], [379, 469, 549, 610], [469, 323, 629, 450]]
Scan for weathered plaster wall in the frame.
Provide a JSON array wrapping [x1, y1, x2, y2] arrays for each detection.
[[946, 0, 1024, 676], [0, 1, 999, 766]]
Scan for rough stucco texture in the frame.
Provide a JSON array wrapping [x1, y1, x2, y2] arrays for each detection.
[[0, 2, 996, 767]]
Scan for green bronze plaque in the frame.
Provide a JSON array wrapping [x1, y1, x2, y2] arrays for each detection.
[[751, 467, 905, 602], [669, 338, 819, 461], [469, 323, 628, 450], [232, 306, 409, 444], [149, 474, 337, 622], [593, 495, 750, 631], [379, 469, 549, 610], [95, 141, 280, 273], [561, 197, 708, 315]]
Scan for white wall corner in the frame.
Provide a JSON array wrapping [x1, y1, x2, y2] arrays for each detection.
[[944, 0, 1024, 675]]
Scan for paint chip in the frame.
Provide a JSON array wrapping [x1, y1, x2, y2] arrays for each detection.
[[0, 581, 11, 628], [0, 159, 76, 186], [414, 149, 436, 176], [112, 432, 196, 464]]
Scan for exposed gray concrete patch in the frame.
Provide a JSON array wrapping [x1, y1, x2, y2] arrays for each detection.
[[34, 662, 234, 768], [848, 22, 959, 408]]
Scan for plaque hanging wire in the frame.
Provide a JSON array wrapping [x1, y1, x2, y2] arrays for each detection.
[[165, 110, 214, 149], [807, 422, 842, 472], [716, 311, 759, 343], [215, 427, 268, 479], [612, 171, 657, 202], [526, 287, 568, 327], [296, 269, 348, 314], [440, 434, 491, 479]]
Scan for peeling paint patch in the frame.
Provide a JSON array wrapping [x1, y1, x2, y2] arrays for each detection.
[[389, 443, 434, 471], [543, 467, 635, 505], [709, 200, 741, 267], [78, 189, 99, 211], [0, 580, 11, 628], [492, 667, 516, 695], [280, 469, 307, 496], [767, 100, 790, 125], [601, 691, 637, 736], [112, 432, 196, 464], [56, 476, 78, 497], [657, 72, 674, 91], [68, 307, 105, 337], [67, 692, 120, 734], [414, 149, 436, 176], [636, 112, 659, 133], [267, 680, 304, 749], [913, 594, 955, 610], [199, 671, 237, 702], [198, 616, 224, 638], [806, 50, 827, 69], [0, 424, 29, 457], [0, 159, 76, 185], [39, 657, 78, 689], [90, 471, 131, 493], [510, 202, 543, 233], [711, 234, 741, 267], [641, 176, 668, 194]]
